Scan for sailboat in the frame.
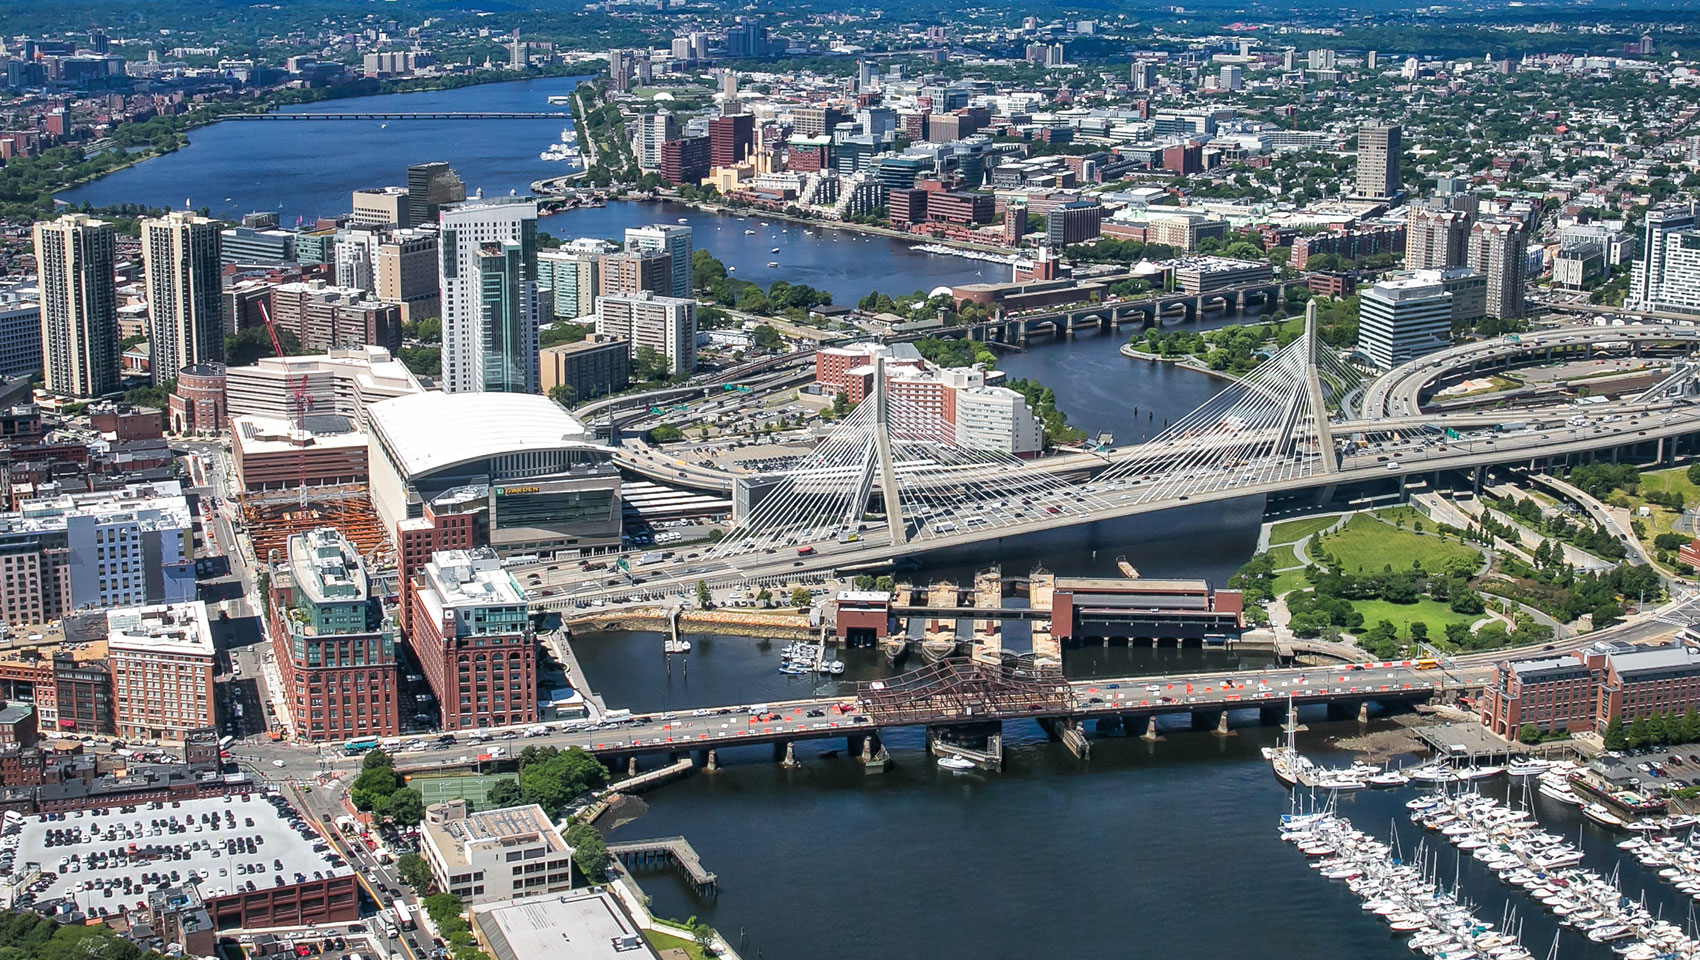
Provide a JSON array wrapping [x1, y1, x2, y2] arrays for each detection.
[[1264, 695, 1310, 787]]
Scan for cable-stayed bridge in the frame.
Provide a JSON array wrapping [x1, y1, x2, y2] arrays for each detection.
[[523, 315, 1700, 607]]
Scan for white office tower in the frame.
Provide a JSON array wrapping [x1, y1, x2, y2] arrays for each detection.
[[1357, 277, 1452, 370], [595, 291, 696, 375], [623, 224, 693, 299], [438, 197, 541, 394], [1629, 202, 1700, 314]]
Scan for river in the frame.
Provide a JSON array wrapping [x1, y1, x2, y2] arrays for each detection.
[[54, 75, 986, 306]]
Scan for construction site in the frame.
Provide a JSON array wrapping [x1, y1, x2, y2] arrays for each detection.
[[234, 303, 393, 567]]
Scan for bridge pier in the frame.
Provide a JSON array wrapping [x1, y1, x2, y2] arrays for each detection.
[[1039, 716, 1091, 759], [929, 722, 1004, 770], [777, 741, 800, 768], [1325, 701, 1363, 722], [854, 731, 888, 773], [628, 756, 639, 778], [705, 749, 719, 773], [1213, 710, 1234, 738], [1140, 716, 1163, 741]]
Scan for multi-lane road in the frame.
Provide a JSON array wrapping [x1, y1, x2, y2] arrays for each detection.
[[515, 392, 1700, 609], [241, 589, 1700, 787]]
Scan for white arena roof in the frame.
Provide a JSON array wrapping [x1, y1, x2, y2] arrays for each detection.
[[368, 392, 609, 478]]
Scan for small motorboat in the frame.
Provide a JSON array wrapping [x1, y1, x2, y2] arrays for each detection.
[[938, 755, 974, 772]]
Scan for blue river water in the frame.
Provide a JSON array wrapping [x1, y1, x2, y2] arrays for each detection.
[[55, 75, 986, 305]]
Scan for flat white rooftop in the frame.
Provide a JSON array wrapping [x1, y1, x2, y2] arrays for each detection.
[[472, 890, 655, 960]]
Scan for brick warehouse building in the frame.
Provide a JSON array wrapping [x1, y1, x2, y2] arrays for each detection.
[[1480, 640, 1700, 737]]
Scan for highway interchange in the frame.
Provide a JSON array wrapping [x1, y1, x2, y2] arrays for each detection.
[[517, 379, 1700, 609]]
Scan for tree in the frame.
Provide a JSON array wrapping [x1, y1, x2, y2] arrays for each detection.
[[397, 852, 434, 892], [423, 892, 465, 929], [789, 586, 812, 607], [485, 778, 523, 809], [1448, 591, 1485, 615], [399, 345, 440, 378], [226, 324, 301, 367], [1593, 602, 1624, 629], [564, 822, 610, 883], [548, 384, 576, 406], [350, 758, 403, 812], [632, 345, 672, 381], [751, 324, 784, 351], [1603, 716, 1628, 751], [380, 787, 425, 826], [695, 579, 712, 608], [691, 918, 716, 953], [1443, 622, 1472, 648]]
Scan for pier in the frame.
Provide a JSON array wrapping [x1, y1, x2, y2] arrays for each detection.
[[606, 836, 718, 898], [971, 567, 1003, 664]]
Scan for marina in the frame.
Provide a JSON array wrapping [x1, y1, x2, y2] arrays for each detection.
[[1404, 788, 1700, 956], [1283, 809, 1537, 959]]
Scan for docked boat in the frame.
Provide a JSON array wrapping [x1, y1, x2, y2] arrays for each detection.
[[1366, 770, 1411, 788], [1582, 803, 1627, 829], [1506, 758, 1551, 777], [937, 755, 974, 771], [1537, 780, 1583, 806]]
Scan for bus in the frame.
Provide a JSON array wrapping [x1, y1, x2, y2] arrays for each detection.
[[1413, 658, 1441, 671], [343, 737, 380, 755], [218, 735, 235, 752], [392, 900, 414, 931]]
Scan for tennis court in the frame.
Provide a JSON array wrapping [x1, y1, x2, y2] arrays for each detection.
[[405, 772, 516, 807]]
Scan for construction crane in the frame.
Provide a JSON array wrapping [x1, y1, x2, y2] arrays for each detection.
[[253, 301, 313, 431], [252, 300, 314, 510]]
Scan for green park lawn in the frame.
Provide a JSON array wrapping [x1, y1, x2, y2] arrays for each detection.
[[1629, 466, 1699, 544], [1269, 516, 1339, 544], [1315, 514, 1481, 575], [645, 928, 709, 960], [1351, 598, 1481, 640], [1270, 567, 1312, 597]]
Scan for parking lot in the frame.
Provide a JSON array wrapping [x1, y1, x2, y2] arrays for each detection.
[[1597, 743, 1700, 798]]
